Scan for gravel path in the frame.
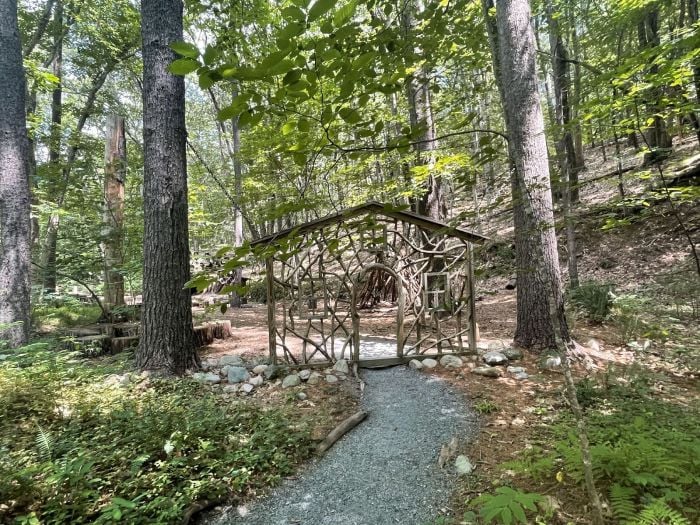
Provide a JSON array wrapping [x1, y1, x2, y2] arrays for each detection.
[[210, 366, 477, 525]]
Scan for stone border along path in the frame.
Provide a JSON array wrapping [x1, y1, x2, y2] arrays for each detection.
[[208, 366, 478, 525]]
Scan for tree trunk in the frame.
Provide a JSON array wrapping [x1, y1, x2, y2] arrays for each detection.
[[137, 0, 197, 373], [0, 0, 32, 347], [229, 86, 244, 308], [689, 0, 700, 133], [103, 115, 126, 309]]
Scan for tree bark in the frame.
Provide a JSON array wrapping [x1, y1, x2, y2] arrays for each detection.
[[229, 85, 244, 308], [0, 0, 32, 347], [103, 115, 126, 309], [137, 0, 197, 373]]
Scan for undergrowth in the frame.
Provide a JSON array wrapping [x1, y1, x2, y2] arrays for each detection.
[[0, 343, 313, 524]]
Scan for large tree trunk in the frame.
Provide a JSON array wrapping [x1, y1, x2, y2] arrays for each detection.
[[137, 0, 197, 373], [0, 0, 32, 347], [103, 115, 126, 309]]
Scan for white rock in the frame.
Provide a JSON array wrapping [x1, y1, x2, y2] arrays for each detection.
[[325, 374, 339, 383], [296, 392, 308, 401], [513, 372, 529, 380], [299, 369, 312, 381], [455, 455, 474, 476], [483, 351, 508, 366], [241, 383, 254, 394], [506, 366, 525, 374], [408, 359, 423, 370], [248, 375, 264, 386], [252, 364, 268, 375], [333, 359, 350, 374], [192, 372, 221, 384], [440, 355, 463, 368], [282, 374, 301, 388], [587, 338, 600, 352], [422, 358, 438, 369]]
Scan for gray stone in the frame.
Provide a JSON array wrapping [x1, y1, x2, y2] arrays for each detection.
[[502, 347, 524, 361], [298, 369, 312, 381], [221, 365, 230, 376], [325, 374, 339, 383], [296, 392, 308, 401], [201, 358, 218, 371], [227, 366, 250, 384], [506, 366, 525, 374], [472, 366, 502, 378], [483, 351, 508, 366], [264, 365, 283, 380], [439, 355, 463, 368], [540, 355, 562, 371], [513, 372, 529, 380], [219, 355, 244, 367], [408, 359, 423, 370], [193, 372, 221, 385], [333, 359, 350, 375], [422, 358, 438, 369], [282, 374, 301, 388], [241, 383, 254, 394], [223, 384, 240, 393], [252, 364, 268, 375], [455, 455, 474, 476], [248, 375, 264, 387], [307, 372, 322, 385]]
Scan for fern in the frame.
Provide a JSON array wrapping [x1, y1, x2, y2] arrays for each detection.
[[610, 484, 638, 523], [632, 500, 690, 525], [35, 424, 54, 461], [471, 486, 543, 525]]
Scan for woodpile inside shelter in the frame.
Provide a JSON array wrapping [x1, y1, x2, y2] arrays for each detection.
[[250, 202, 488, 366]]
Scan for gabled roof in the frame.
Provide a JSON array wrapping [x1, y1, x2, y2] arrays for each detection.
[[249, 201, 488, 247]]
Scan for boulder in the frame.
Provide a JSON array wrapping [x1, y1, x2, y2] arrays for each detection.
[[248, 375, 264, 387], [502, 347, 524, 361], [298, 369, 312, 381], [307, 372, 322, 385], [455, 455, 474, 476], [472, 366, 502, 378], [483, 351, 508, 366], [333, 359, 350, 374], [422, 358, 438, 369], [282, 374, 301, 388], [227, 366, 250, 384], [252, 364, 268, 375], [325, 374, 339, 383], [440, 355, 463, 368], [408, 359, 423, 370], [193, 372, 221, 385], [219, 355, 244, 367]]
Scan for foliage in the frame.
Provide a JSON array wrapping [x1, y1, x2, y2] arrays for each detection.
[[569, 281, 614, 323], [468, 486, 543, 525], [474, 400, 500, 415], [32, 295, 102, 330], [0, 343, 313, 524]]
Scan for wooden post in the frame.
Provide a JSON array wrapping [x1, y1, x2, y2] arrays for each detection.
[[266, 257, 277, 365], [351, 277, 360, 362], [466, 242, 478, 353], [396, 277, 405, 358]]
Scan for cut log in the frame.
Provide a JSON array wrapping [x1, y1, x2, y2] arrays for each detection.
[[316, 411, 368, 456], [111, 336, 139, 354]]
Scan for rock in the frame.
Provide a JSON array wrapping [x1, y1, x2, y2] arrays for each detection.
[[263, 365, 283, 380], [483, 351, 508, 366], [540, 355, 562, 371], [472, 366, 502, 378], [439, 355, 463, 368], [223, 384, 240, 393], [307, 372, 322, 385], [511, 417, 526, 427], [241, 383, 254, 394], [513, 372, 529, 380], [298, 369, 312, 381], [105, 373, 131, 387], [227, 366, 250, 384], [219, 355, 244, 366], [296, 392, 308, 401], [455, 455, 474, 476], [408, 359, 423, 370], [282, 374, 301, 388], [587, 338, 600, 352], [252, 364, 268, 375], [333, 359, 350, 374], [422, 358, 438, 369], [506, 366, 525, 374], [502, 347, 523, 361], [201, 358, 218, 371], [192, 372, 221, 385], [221, 365, 230, 376], [325, 374, 338, 383], [248, 375, 264, 387]]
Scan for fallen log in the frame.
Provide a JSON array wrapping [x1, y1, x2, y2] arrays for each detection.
[[316, 411, 368, 456]]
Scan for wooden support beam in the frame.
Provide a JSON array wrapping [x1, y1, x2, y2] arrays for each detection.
[[266, 257, 277, 365]]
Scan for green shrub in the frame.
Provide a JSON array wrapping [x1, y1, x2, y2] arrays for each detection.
[[569, 282, 614, 323], [468, 486, 543, 524], [0, 344, 314, 524]]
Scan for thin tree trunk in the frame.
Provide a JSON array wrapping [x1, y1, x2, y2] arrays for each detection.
[[137, 0, 197, 373], [229, 85, 244, 308], [103, 115, 126, 309], [0, 0, 32, 347], [689, 0, 700, 140]]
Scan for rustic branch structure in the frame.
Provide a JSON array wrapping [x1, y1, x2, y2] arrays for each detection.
[[250, 202, 487, 366]]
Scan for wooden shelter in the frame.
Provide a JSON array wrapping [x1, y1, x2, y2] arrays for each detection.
[[250, 202, 488, 367]]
